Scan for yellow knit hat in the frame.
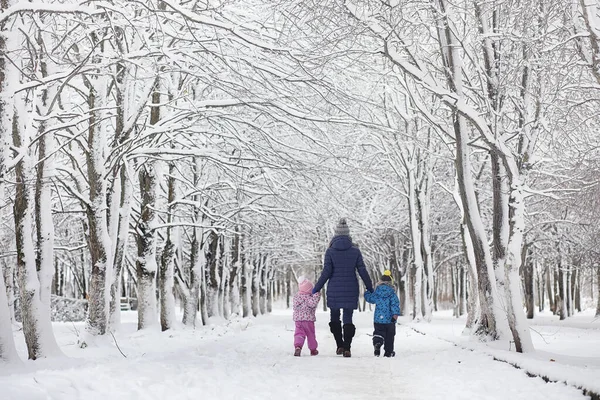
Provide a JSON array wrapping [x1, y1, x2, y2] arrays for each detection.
[[381, 270, 393, 282]]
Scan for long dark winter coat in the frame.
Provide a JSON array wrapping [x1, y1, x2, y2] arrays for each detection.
[[312, 236, 374, 309]]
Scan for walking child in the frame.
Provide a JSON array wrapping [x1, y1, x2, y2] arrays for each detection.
[[364, 270, 400, 357], [293, 277, 321, 356]]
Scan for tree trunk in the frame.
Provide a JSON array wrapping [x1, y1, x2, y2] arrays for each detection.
[[183, 159, 203, 327], [460, 266, 467, 316], [136, 163, 158, 330], [566, 265, 573, 317], [0, 3, 18, 362], [398, 269, 407, 317], [596, 266, 600, 317], [108, 165, 132, 330], [106, 55, 132, 330], [228, 229, 241, 316], [451, 265, 458, 317], [522, 244, 534, 319], [546, 265, 555, 313], [503, 181, 534, 352], [252, 256, 261, 317], [490, 151, 509, 297], [568, 264, 576, 314], [0, 264, 19, 362], [33, 61, 62, 354], [259, 256, 268, 315], [159, 163, 176, 331], [13, 94, 61, 358], [574, 267, 581, 313], [537, 263, 545, 312], [83, 73, 112, 343], [267, 277, 273, 313], [2, 263, 15, 323], [558, 264, 567, 320], [205, 230, 220, 318], [199, 247, 209, 325], [241, 257, 251, 318], [183, 225, 201, 328], [407, 169, 423, 321], [417, 176, 434, 322], [462, 221, 480, 330], [218, 239, 228, 318]]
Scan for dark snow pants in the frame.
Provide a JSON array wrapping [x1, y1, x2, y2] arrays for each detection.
[[373, 322, 396, 355]]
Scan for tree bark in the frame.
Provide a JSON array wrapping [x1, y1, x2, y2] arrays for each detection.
[[228, 229, 241, 316], [108, 165, 132, 330], [13, 95, 61, 358], [0, 261, 19, 362], [546, 265, 555, 313], [490, 150, 509, 292], [596, 266, 600, 317], [183, 158, 203, 327], [252, 255, 261, 317], [205, 230, 220, 318], [558, 263, 567, 320], [522, 244, 534, 319], [2, 263, 15, 323], [33, 56, 62, 356], [241, 249, 251, 318], [83, 71, 112, 342], [407, 169, 423, 321], [259, 255, 268, 315], [461, 220, 480, 330], [573, 267, 581, 313], [108, 51, 132, 331], [537, 263, 545, 312], [136, 163, 158, 330], [417, 171, 434, 321], [159, 165, 176, 331], [183, 223, 201, 327]]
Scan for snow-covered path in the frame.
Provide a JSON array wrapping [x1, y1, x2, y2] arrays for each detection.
[[0, 310, 590, 400]]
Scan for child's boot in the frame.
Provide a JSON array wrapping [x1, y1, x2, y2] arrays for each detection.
[[310, 349, 319, 356], [374, 342, 382, 357], [373, 334, 384, 357], [294, 347, 301, 357]]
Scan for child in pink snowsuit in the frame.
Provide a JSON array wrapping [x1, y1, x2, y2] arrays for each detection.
[[293, 278, 321, 356]]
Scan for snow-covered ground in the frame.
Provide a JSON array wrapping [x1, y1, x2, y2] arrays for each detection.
[[1, 307, 597, 400]]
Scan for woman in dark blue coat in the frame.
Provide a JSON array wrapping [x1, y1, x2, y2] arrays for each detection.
[[312, 218, 373, 357]]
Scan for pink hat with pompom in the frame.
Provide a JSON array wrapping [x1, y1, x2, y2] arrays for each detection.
[[298, 277, 314, 294]]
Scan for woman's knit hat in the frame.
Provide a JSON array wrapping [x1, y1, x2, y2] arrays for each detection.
[[298, 277, 314, 294], [334, 218, 350, 236], [381, 270, 393, 282]]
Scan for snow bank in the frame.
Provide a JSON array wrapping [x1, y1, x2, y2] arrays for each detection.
[[409, 309, 600, 396]]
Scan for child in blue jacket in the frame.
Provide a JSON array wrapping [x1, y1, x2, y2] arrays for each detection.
[[364, 270, 400, 357]]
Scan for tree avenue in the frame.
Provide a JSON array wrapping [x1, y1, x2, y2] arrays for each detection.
[[0, 0, 599, 362]]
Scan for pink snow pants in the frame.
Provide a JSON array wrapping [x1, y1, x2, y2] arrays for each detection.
[[294, 321, 318, 350]]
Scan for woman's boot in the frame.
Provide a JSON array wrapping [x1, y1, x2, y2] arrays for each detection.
[[329, 321, 344, 355], [342, 323, 356, 357]]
